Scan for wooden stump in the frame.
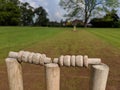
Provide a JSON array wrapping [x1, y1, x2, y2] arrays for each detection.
[[5, 58, 23, 90], [45, 63, 60, 90], [90, 63, 109, 90]]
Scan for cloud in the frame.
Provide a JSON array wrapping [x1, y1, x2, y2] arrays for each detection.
[[44, 2, 48, 6], [20, 0, 45, 9], [55, 11, 62, 18], [30, 2, 38, 7], [39, 0, 44, 2], [20, 0, 65, 21]]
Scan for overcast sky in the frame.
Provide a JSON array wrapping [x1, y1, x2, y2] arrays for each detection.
[[20, 0, 120, 22], [20, 0, 65, 22]]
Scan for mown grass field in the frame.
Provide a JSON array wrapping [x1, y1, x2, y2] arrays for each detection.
[[0, 27, 120, 90]]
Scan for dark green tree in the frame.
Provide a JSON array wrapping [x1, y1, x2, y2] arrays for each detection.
[[0, 0, 20, 26], [0, 1, 49, 26], [8, 0, 20, 5], [90, 9, 120, 27], [20, 2, 34, 26], [34, 6, 49, 26], [107, 9, 119, 22]]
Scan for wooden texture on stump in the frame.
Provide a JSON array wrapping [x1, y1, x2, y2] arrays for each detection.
[[90, 64, 109, 90], [45, 63, 60, 90], [5, 58, 23, 90]]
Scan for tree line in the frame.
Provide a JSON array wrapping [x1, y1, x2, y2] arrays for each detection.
[[0, 0, 49, 26], [90, 9, 120, 28]]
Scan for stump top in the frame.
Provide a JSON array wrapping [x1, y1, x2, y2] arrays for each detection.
[[45, 63, 59, 67], [92, 64, 109, 70]]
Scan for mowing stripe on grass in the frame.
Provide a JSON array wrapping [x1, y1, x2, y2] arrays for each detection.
[[88, 29, 120, 49], [0, 27, 64, 63]]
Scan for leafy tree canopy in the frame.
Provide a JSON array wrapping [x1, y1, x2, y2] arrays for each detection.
[[34, 6, 49, 26], [90, 9, 120, 27], [0, 1, 20, 26], [59, 0, 120, 27], [20, 2, 34, 26]]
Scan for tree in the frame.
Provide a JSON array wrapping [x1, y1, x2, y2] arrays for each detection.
[[90, 9, 120, 27], [0, 0, 20, 26], [20, 2, 34, 26], [8, 0, 20, 5], [34, 6, 49, 26], [104, 9, 119, 23], [59, 0, 120, 27]]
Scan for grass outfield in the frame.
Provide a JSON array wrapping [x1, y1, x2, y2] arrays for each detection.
[[0, 27, 64, 62], [0, 27, 120, 90]]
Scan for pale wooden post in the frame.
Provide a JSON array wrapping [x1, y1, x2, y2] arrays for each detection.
[[45, 63, 60, 90], [5, 58, 23, 90], [73, 25, 76, 31], [90, 63, 109, 90]]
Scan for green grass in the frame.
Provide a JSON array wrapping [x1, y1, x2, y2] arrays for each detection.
[[87, 28, 120, 49], [0, 27, 64, 62]]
